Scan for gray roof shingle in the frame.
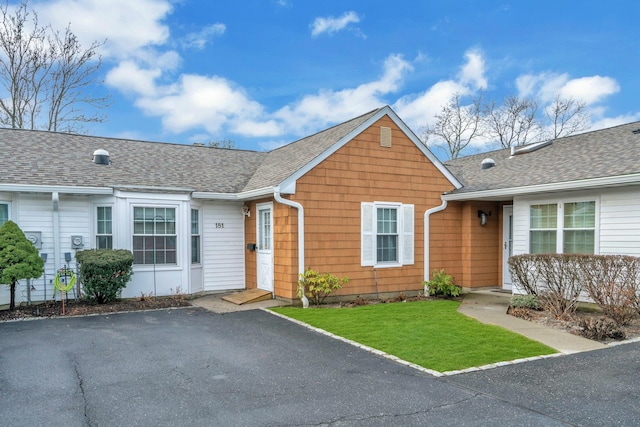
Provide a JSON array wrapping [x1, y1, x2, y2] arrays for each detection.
[[0, 129, 267, 193], [445, 121, 640, 194], [0, 108, 382, 195], [242, 108, 381, 191]]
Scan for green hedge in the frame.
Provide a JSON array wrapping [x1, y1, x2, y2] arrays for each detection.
[[76, 249, 134, 304]]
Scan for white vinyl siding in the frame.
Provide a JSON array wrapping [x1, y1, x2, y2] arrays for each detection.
[[361, 202, 414, 268], [600, 189, 640, 256], [201, 202, 245, 291]]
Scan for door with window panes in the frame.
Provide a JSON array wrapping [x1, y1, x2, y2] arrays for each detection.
[[256, 203, 274, 292]]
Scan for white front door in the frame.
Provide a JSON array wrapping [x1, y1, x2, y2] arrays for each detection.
[[256, 203, 274, 292], [502, 205, 513, 291]]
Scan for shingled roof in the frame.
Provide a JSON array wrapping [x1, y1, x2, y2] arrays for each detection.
[[242, 108, 381, 191], [0, 108, 383, 195], [0, 129, 267, 193], [445, 121, 640, 195]]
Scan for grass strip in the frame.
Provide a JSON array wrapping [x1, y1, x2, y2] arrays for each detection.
[[272, 300, 556, 372]]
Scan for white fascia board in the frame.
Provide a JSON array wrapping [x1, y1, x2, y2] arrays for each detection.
[[0, 183, 113, 195], [278, 106, 462, 194], [443, 173, 640, 201], [192, 187, 273, 201]]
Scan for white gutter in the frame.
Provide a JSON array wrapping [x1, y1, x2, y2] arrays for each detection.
[[443, 173, 640, 201], [192, 187, 273, 201], [424, 198, 448, 285], [273, 187, 308, 308], [0, 184, 112, 195], [52, 192, 60, 275]]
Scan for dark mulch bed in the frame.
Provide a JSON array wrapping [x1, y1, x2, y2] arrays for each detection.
[[0, 296, 192, 322], [509, 306, 640, 343]]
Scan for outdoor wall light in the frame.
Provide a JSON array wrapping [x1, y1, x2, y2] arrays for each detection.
[[478, 210, 491, 226], [242, 205, 251, 217]]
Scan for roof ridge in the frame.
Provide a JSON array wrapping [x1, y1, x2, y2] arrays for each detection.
[[266, 107, 383, 154]]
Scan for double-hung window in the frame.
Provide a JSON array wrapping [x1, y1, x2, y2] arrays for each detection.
[[132, 207, 177, 265], [361, 202, 414, 267], [529, 201, 596, 255], [0, 203, 8, 227], [191, 209, 200, 264], [96, 206, 113, 249]]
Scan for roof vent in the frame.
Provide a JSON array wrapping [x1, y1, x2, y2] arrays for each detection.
[[481, 158, 495, 170], [92, 149, 110, 165], [632, 129, 640, 134]]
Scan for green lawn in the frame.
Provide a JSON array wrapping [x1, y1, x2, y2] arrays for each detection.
[[272, 300, 555, 372]]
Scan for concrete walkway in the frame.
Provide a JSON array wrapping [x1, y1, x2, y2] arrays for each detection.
[[458, 291, 607, 354], [191, 292, 288, 313]]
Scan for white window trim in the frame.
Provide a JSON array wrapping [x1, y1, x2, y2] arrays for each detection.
[[94, 204, 114, 249], [190, 208, 201, 264], [0, 201, 10, 226], [361, 201, 414, 268], [131, 205, 179, 266], [527, 196, 600, 255]]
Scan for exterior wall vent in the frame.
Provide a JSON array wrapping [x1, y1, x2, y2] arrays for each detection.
[[92, 149, 110, 165], [380, 126, 392, 148], [481, 158, 495, 170]]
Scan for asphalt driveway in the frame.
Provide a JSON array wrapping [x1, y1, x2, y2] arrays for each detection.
[[1, 307, 638, 426]]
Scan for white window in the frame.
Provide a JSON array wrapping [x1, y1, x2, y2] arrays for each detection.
[[191, 209, 200, 264], [0, 203, 8, 227], [96, 206, 113, 249], [361, 202, 414, 267], [529, 200, 596, 255], [132, 207, 177, 265]]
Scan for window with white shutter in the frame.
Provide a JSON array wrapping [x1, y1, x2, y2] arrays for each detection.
[[361, 202, 414, 268]]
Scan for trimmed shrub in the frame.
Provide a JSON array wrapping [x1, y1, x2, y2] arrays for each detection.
[[578, 317, 625, 341], [298, 268, 348, 306], [582, 255, 640, 326], [510, 294, 541, 310], [423, 270, 461, 298], [509, 253, 640, 323], [76, 249, 134, 304]]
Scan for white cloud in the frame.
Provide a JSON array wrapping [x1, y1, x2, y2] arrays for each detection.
[[105, 61, 162, 97], [517, 73, 620, 106], [134, 74, 280, 137], [310, 11, 361, 37], [458, 49, 487, 90], [34, 0, 173, 59], [393, 49, 487, 132], [182, 23, 226, 50], [274, 54, 412, 134]]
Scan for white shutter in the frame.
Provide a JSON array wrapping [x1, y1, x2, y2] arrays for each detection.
[[361, 203, 375, 266], [402, 204, 414, 265]]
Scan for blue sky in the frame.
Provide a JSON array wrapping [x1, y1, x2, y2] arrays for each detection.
[[28, 0, 640, 153]]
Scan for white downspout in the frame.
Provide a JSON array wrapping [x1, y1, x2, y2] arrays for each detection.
[[273, 187, 308, 308], [52, 192, 61, 275], [424, 198, 447, 290]]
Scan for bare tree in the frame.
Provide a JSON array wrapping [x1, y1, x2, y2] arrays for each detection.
[[484, 95, 541, 148], [545, 94, 590, 139], [207, 139, 236, 149], [0, 1, 108, 132], [424, 92, 484, 160]]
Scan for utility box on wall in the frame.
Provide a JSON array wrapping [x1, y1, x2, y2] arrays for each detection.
[[71, 235, 84, 249], [25, 231, 42, 249]]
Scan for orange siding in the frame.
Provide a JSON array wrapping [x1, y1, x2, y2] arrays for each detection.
[[274, 116, 457, 299], [245, 116, 507, 299]]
